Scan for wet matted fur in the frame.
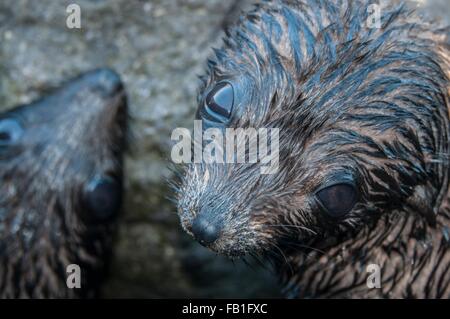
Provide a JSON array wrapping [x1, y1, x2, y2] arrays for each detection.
[[176, 0, 450, 298]]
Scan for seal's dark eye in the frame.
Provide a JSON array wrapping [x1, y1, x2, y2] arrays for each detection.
[[316, 183, 357, 217], [84, 176, 122, 221], [201, 82, 234, 123], [0, 118, 23, 146]]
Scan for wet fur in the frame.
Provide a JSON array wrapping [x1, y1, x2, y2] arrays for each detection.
[[177, 0, 450, 298], [0, 71, 127, 298]]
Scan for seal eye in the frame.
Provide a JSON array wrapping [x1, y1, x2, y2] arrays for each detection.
[[84, 176, 122, 221], [201, 82, 234, 123], [316, 183, 357, 217], [0, 118, 23, 147]]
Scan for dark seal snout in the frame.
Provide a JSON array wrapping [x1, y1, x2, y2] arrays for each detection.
[[191, 215, 222, 246], [80, 68, 124, 97]]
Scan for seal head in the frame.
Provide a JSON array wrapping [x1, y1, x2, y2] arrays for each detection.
[[0, 68, 127, 298]]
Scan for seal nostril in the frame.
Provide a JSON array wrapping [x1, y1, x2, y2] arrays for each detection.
[[191, 215, 221, 245]]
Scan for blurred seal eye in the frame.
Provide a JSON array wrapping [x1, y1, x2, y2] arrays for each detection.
[[316, 183, 357, 217], [0, 118, 23, 147], [84, 176, 122, 221], [200, 82, 234, 123]]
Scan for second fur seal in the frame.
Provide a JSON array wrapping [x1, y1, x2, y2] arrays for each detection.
[[0, 69, 127, 298], [176, 0, 450, 298]]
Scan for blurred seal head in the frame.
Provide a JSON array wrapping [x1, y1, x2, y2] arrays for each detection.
[[0, 68, 128, 298]]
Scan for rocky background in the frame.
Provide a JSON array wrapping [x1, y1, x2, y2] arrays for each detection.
[[0, 0, 448, 298]]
